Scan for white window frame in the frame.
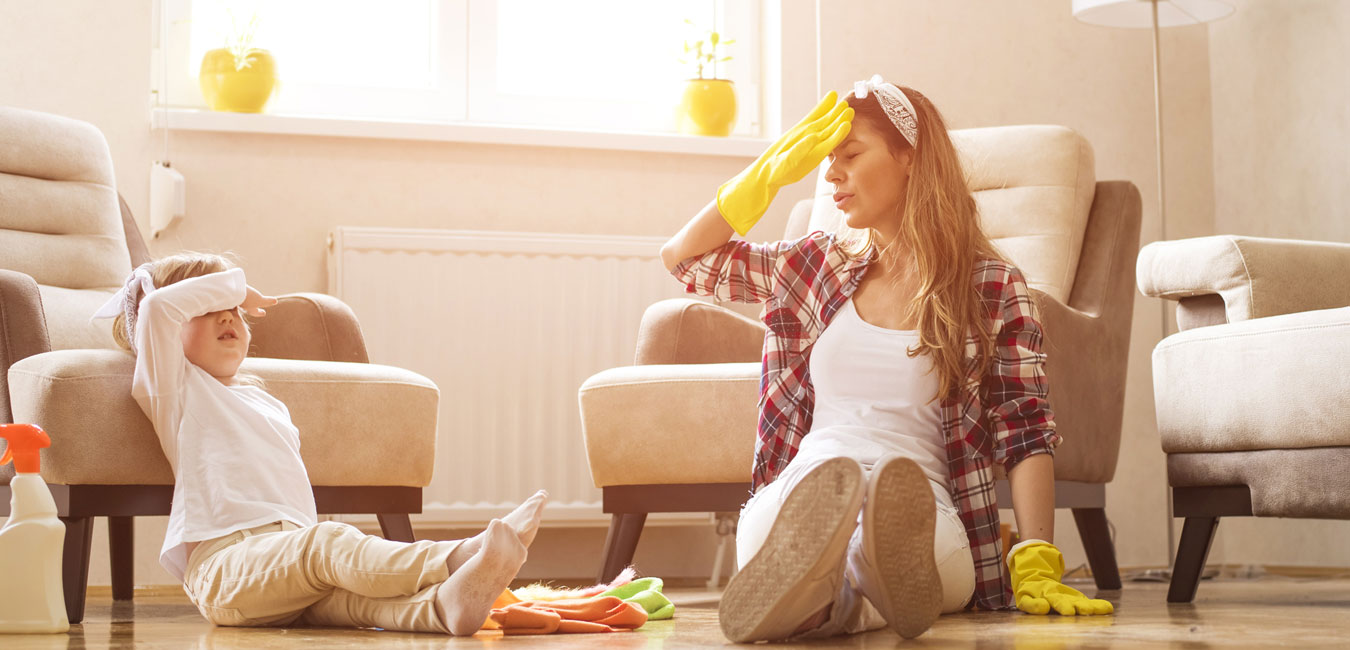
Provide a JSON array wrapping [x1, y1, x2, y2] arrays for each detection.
[[154, 0, 761, 137], [157, 0, 469, 121], [465, 0, 761, 136]]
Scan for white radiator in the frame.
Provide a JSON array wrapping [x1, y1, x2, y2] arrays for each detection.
[[327, 227, 713, 527]]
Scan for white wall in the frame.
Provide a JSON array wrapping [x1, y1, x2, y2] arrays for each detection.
[[2, 0, 1344, 587], [1210, 0, 1349, 242]]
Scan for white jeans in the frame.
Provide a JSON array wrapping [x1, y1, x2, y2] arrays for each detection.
[[736, 451, 976, 636]]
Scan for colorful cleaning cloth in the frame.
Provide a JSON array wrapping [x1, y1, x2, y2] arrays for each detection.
[[599, 576, 675, 620], [489, 596, 648, 635]]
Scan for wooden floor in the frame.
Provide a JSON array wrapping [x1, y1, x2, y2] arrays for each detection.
[[8, 575, 1349, 648]]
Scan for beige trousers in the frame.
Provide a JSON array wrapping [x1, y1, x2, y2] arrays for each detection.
[[182, 521, 464, 633]]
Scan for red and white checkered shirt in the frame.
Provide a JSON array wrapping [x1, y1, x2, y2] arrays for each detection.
[[671, 231, 1062, 610]]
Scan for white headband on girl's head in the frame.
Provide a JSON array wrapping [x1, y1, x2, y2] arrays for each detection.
[[91, 262, 156, 352], [851, 74, 919, 148]]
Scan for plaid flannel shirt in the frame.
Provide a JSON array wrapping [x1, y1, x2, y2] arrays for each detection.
[[671, 231, 1062, 610]]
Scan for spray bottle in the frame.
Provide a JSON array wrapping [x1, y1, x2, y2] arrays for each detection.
[[0, 423, 69, 633]]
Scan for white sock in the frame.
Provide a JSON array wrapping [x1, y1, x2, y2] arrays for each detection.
[[501, 489, 549, 548], [436, 519, 527, 636]]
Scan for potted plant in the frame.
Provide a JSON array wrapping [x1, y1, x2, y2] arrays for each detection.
[[199, 11, 277, 113], [677, 23, 736, 137]]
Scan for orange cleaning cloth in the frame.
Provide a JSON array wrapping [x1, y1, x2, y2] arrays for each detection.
[[489, 595, 648, 635]]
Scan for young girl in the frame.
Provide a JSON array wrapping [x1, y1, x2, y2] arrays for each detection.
[[660, 77, 1113, 643], [94, 252, 547, 635]]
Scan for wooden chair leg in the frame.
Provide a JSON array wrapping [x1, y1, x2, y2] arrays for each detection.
[[597, 513, 647, 584], [60, 516, 95, 624], [377, 513, 415, 542], [109, 516, 135, 601], [1071, 507, 1122, 590], [1168, 516, 1220, 603]]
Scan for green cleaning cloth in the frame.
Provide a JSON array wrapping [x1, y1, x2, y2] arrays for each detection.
[[600, 577, 675, 620]]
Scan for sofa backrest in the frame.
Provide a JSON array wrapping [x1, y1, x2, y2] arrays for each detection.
[[790, 124, 1095, 304], [0, 106, 131, 349]]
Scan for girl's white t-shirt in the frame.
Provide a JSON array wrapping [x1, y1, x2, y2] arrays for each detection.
[[802, 297, 954, 509], [131, 269, 317, 580]]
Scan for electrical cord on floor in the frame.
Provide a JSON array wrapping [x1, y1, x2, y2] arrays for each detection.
[[1060, 515, 1116, 582]]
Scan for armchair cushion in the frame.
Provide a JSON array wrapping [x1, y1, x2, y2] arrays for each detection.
[[579, 363, 758, 487], [1137, 236, 1350, 326], [1151, 306, 1350, 454], [5, 350, 439, 486], [801, 125, 1096, 305], [0, 107, 130, 292], [37, 285, 119, 350]]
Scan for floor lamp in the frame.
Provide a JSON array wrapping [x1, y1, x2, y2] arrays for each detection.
[[1071, 0, 1235, 579]]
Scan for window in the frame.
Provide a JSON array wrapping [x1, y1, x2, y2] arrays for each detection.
[[157, 0, 760, 135]]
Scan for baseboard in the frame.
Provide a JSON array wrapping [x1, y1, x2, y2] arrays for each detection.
[[93, 564, 1350, 597], [1101, 564, 1350, 579]]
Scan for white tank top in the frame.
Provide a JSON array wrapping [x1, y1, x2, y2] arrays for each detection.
[[802, 297, 953, 508]]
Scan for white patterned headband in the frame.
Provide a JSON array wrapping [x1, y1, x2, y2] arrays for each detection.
[[851, 74, 919, 148], [91, 263, 156, 352]]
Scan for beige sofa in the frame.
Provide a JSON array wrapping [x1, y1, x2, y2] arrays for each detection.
[[0, 106, 439, 622], [1137, 235, 1350, 602], [580, 125, 1142, 589]]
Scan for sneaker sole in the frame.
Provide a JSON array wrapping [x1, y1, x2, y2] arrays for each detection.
[[864, 456, 942, 639], [718, 457, 864, 643]]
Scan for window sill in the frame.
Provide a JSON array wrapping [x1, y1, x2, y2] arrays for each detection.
[[151, 108, 769, 157]]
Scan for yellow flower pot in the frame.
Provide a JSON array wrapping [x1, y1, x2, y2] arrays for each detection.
[[199, 48, 277, 113], [678, 78, 737, 137]]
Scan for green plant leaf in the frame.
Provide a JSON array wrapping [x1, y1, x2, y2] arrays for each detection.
[[710, 32, 719, 45], [723, 39, 736, 46], [720, 56, 732, 62]]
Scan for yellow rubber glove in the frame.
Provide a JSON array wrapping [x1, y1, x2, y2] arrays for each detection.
[[716, 91, 854, 235], [1007, 540, 1114, 616]]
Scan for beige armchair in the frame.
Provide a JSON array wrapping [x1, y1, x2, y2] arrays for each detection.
[[580, 125, 1142, 590], [0, 107, 439, 623], [1137, 235, 1350, 602]]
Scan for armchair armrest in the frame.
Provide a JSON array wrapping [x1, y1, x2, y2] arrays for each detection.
[[0, 269, 51, 423], [1137, 236, 1350, 328], [578, 363, 759, 487], [635, 298, 766, 365], [1034, 288, 1127, 483], [248, 293, 369, 363]]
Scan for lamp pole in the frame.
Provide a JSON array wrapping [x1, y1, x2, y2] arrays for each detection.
[[1149, 0, 1180, 576]]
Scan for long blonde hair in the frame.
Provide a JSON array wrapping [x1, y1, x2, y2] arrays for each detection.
[[838, 86, 1006, 401], [112, 252, 260, 385]]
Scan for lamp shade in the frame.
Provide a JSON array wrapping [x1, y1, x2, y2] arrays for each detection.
[[1072, 0, 1233, 27]]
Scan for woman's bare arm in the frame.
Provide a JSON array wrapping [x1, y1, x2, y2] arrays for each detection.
[[660, 199, 735, 272], [1008, 453, 1055, 544]]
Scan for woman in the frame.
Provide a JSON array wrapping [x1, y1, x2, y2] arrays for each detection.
[[659, 76, 1113, 643]]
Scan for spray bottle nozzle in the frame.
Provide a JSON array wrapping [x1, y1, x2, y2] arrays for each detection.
[[0, 424, 50, 474]]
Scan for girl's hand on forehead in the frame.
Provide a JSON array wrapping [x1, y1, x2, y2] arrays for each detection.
[[241, 285, 279, 317]]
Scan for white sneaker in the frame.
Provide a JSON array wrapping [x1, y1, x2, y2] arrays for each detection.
[[856, 455, 942, 639], [718, 457, 865, 643]]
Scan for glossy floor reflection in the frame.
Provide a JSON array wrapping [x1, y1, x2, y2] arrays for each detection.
[[5, 576, 1348, 649]]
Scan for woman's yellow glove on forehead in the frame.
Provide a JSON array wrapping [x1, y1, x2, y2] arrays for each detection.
[[716, 91, 854, 236], [1008, 541, 1115, 616]]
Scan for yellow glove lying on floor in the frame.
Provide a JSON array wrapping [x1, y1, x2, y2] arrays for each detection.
[[1007, 540, 1114, 616], [715, 91, 853, 235]]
